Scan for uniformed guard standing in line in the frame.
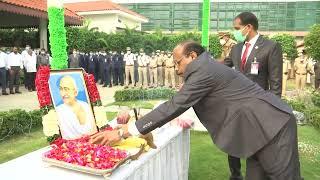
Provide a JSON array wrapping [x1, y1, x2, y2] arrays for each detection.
[[124, 47, 136, 88], [109, 50, 114, 86], [164, 51, 176, 88], [98, 51, 105, 85], [156, 50, 163, 87], [79, 52, 88, 72], [220, 33, 237, 61], [149, 52, 158, 88], [119, 51, 125, 86], [103, 52, 112, 87], [282, 53, 290, 97], [137, 48, 149, 88], [68, 49, 80, 68], [112, 51, 120, 86], [88, 51, 98, 82], [161, 50, 166, 86], [294, 50, 313, 91]]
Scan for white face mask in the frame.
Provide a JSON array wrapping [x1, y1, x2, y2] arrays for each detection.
[[220, 39, 226, 46]]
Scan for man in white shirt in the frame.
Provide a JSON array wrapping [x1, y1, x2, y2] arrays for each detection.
[[55, 75, 97, 140], [0, 48, 8, 95], [24, 49, 37, 91], [21, 45, 31, 89], [7, 47, 23, 94], [137, 48, 150, 88], [124, 47, 136, 88]]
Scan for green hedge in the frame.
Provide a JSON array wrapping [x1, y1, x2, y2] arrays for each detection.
[[270, 34, 298, 61], [0, 109, 43, 141], [114, 88, 176, 102], [66, 28, 222, 58], [285, 99, 320, 129], [305, 24, 320, 61]]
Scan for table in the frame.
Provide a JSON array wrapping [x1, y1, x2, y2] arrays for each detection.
[[0, 125, 190, 180]]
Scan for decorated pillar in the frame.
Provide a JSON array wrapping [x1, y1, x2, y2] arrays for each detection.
[[47, 0, 68, 70], [201, 0, 211, 49]]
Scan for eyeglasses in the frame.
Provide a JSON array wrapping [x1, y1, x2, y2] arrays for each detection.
[[174, 56, 184, 66]]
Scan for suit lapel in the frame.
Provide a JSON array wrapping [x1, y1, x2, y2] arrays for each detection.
[[236, 44, 244, 69], [244, 36, 264, 73]]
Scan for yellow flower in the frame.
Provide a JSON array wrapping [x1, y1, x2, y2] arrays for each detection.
[[113, 137, 150, 151], [93, 106, 108, 128], [42, 109, 59, 136]]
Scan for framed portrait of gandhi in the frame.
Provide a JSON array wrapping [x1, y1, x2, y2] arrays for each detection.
[[48, 69, 98, 140]]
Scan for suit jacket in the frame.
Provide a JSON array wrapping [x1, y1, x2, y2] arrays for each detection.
[[224, 36, 283, 96], [79, 54, 88, 72], [136, 52, 292, 158], [68, 54, 80, 68]]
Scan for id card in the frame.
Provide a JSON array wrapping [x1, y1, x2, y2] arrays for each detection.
[[250, 62, 259, 75]]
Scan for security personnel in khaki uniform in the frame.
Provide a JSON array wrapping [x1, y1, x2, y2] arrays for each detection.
[[149, 52, 158, 88], [294, 51, 313, 90], [220, 33, 237, 61], [124, 47, 136, 88], [156, 50, 164, 87], [137, 49, 149, 88], [164, 51, 176, 88], [282, 53, 290, 97]]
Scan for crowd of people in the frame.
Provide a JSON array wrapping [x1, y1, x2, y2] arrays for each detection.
[[69, 47, 183, 89], [0, 45, 51, 95]]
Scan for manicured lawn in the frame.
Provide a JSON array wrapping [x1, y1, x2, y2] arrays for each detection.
[[106, 100, 161, 109], [1, 126, 319, 180], [189, 126, 320, 180]]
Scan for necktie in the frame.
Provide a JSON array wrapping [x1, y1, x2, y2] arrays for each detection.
[[241, 42, 251, 72]]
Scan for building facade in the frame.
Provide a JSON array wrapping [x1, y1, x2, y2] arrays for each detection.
[[114, 0, 320, 34]]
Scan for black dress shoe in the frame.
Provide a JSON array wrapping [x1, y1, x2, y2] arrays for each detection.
[[2, 92, 9, 95], [102, 84, 107, 87], [15, 91, 22, 94], [10, 91, 15, 94]]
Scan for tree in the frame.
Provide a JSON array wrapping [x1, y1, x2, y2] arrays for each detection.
[[305, 24, 320, 61], [270, 34, 297, 61]]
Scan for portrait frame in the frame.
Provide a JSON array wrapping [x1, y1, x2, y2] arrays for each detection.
[[48, 68, 98, 140]]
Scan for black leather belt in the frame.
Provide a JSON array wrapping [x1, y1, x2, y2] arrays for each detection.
[[295, 73, 306, 75]]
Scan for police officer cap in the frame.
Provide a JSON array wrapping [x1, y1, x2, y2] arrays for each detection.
[[156, 50, 160, 53], [126, 47, 131, 51], [139, 48, 144, 52]]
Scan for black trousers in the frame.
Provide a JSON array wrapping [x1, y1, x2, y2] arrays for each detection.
[[113, 67, 120, 85], [104, 67, 111, 86], [228, 155, 242, 180], [9, 66, 21, 92], [0, 67, 7, 93], [26, 72, 36, 90], [245, 115, 301, 180]]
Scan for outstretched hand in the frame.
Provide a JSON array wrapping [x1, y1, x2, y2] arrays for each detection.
[[89, 130, 121, 146]]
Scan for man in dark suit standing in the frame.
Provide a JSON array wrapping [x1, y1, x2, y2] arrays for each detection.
[[224, 12, 283, 180], [79, 52, 88, 72], [88, 52, 98, 82], [112, 51, 121, 86], [91, 41, 301, 180]]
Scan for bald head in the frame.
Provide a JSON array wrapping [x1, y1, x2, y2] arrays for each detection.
[[173, 41, 205, 76], [59, 76, 78, 105]]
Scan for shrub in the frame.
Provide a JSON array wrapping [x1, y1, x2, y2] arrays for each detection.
[[0, 109, 43, 141], [114, 88, 176, 102], [270, 34, 298, 61], [305, 24, 320, 61]]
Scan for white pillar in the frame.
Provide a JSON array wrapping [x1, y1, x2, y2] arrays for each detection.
[[39, 18, 48, 51]]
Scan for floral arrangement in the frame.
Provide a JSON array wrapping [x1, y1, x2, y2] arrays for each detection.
[[44, 133, 128, 169], [47, 0, 68, 70], [36, 67, 107, 143]]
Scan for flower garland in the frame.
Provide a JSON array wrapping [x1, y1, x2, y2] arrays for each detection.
[[47, 0, 68, 70]]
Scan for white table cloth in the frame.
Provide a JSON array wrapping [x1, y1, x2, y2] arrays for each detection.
[[0, 125, 190, 180]]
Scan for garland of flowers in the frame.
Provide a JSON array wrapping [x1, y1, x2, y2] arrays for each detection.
[[47, 1, 68, 70]]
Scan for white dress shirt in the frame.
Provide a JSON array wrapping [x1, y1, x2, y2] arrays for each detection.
[[0, 51, 7, 68], [7, 52, 23, 69], [124, 53, 136, 66], [24, 53, 37, 72], [241, 34, 260, 62]]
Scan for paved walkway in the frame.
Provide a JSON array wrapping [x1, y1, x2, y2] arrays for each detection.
[[0, 85, 124, 111]]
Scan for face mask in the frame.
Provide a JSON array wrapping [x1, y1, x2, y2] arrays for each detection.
[[26, 47, 30, 50], [41, 51, 45, 54], [220, 39, 226, 45], [127, 51, 131, 54], [233, 26, 248, 42]]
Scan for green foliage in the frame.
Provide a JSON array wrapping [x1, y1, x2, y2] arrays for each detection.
[[0, 109, 43, 141], [305, 24, 320, 61], [114, 88, 176, 102], [48, 7, 68, 70], [311, 91, 320, 107], [270, 34, 298, 61], [0, 29, 39, 48], [65, 28, 222, 58]]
